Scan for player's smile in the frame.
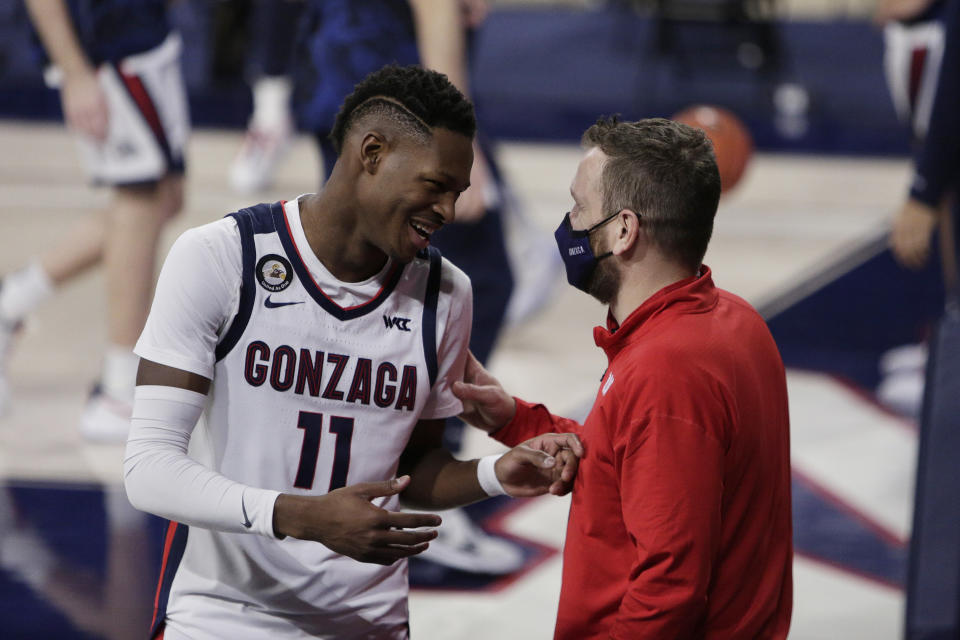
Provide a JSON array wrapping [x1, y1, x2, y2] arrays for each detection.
[[407, 215, 443, 250]]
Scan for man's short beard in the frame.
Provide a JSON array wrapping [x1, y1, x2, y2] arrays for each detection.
[[586, 257, 620, 305]]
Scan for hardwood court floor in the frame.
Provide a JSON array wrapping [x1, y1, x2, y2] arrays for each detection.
[[0, 120, 915, 638]]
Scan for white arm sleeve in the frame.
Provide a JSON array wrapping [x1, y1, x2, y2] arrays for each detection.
[[124, 385, 281, 538], [420, 259, 473, 419], [127, 219, 279, 537]]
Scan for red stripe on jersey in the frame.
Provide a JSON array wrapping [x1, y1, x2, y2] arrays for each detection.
[[281, 202, 399, 311], [151, 521, 179, 629]]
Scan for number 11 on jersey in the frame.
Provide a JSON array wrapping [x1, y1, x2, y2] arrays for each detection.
[[293, 411, 354, 491]]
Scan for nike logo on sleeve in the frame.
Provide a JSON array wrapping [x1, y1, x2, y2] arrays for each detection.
[[241, 494, 253, 529]]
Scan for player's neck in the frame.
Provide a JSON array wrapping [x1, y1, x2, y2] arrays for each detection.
[[609, 256, 696, 325], [298, 191, 388, 283]]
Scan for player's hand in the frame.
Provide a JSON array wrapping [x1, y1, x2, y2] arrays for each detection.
[[890, 197, 940, 269], [273, 476, 442, 565], [454, 142, 494, 223], [452, 351, 516, 433], [495, 433, 584, 497], [61, 67, 109, 142], [517, 432, 584, 496]]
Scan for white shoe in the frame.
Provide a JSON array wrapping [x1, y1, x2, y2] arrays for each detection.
[[78, 384, 133, 443], [419, 507, 526, 575], [229, 118, 293, 194], [876, 343, 928, 417]]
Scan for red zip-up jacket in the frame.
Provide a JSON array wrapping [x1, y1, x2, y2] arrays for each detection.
[[493, 267, 792, 639]]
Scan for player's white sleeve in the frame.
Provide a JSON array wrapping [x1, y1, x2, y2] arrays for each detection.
[[135, 218, 241, 379], [124, 385, 280, 537], [127, 219, 279, 537], [420, 259, 473, 419]]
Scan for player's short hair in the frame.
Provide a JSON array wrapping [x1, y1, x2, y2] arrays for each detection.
[[330, 64, 476, 154], [582, 117, 721, 270]]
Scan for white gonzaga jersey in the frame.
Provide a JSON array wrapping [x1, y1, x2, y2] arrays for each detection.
[[140, 199, 471, 639]]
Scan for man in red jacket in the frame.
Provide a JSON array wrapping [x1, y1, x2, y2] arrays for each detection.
[[455, 117, 792, 639]]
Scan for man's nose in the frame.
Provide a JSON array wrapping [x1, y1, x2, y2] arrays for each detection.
[[435, 192, 457, 223]]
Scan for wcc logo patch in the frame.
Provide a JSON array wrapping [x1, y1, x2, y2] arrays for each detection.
[[256, 255, 294, 292], [384, 315, 412, 331]]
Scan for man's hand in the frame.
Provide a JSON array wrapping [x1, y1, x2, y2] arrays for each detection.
[[890, 197, 940, 269], [272, 476, 442, 565], [62, 68, 108, 141], [496, 433, 584, 497], [452, 351, 516, 432]]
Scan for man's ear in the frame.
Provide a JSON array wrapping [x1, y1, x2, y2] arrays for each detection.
[[612, 209, 641, 257], [359, 131, 387, 175]]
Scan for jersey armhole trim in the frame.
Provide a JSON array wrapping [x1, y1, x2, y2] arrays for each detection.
[[422, 247, 442, 388], [215, 210, 259, 362]]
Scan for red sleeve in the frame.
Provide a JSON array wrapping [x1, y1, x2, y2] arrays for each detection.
[[489, 398, 582, 447], [610, 415, 724, 639]]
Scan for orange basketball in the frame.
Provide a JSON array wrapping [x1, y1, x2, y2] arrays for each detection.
[[672, 105, 753, 193]]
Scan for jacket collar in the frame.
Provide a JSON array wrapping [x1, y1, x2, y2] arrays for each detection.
[[593, 265, 719, 362]]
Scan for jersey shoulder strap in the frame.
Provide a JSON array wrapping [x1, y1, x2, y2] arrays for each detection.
[[215, 202, 282, 362]]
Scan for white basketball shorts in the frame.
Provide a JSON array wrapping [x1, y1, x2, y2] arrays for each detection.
[[884, 18, 946, 140], [45, 33, 190, 186]]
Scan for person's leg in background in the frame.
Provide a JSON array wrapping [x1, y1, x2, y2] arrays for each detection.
[[78, 175, 183, 441], [229, 0, 305, 194]]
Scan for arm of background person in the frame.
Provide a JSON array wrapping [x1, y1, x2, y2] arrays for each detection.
[[23, 0, 108, 141], [408, 0, 491, 222], [890, 0, 960, 268], [609, 415, 725, 639]]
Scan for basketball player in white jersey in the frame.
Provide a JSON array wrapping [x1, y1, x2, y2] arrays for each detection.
[[123, 64, 582, 639]]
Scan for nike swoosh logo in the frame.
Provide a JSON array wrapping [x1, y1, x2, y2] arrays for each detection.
[[241, 494, 252, 529], [264, 295, 304, 308]]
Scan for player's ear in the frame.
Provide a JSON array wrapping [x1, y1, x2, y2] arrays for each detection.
[[359, 131, 387, 175], [611, 209, 640, 256]]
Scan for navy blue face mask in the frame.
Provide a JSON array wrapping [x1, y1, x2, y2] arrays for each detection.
[[554, 210, 620, 292]]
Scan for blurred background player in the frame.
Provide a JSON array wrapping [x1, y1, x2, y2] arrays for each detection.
[[290, 0, 526, 575], [875, 0, 951, 416], [881, 0, 958, 272], [878, 0, 960, 637], [0, 0, 188, 441]]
